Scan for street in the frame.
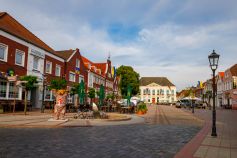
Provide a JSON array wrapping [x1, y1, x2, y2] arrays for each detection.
[[0, 105, 201, 158]]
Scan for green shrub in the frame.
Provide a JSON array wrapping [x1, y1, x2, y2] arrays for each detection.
[[137, 103, 147, 111]]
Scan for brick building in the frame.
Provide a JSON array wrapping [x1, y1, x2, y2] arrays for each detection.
[[0, 12, 118, 110]]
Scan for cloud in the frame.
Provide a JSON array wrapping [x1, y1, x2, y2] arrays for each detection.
[[1, 0, 237, 90]]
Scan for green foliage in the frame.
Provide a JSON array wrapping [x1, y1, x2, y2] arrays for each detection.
[[20, 75, 38, 90], [88, 88, 96, 99], [96, 90, 100, 97], [116, 65, 140, 96], [70, 83, 80, 95], [49, 78, 67, 90], [137, 102, 147, 111], [106, 93, 115, 100]]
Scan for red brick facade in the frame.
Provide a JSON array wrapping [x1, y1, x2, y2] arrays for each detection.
[[63, 49, 88, 89], [44, 55, 65, 85], [0, 35, 28, 76]]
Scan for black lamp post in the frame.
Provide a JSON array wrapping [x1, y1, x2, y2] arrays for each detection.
[[208, 50, 220, 137], [41, 74, 47, 113]]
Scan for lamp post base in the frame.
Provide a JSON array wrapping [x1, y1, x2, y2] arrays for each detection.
[[211, 127, 217, 137]]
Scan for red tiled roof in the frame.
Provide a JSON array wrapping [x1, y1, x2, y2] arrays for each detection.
[[0, 12, 54, 53], [94, 63, 107, 75], [54, 49, 75, 60], [218, 72, 224, 77], [230, 64, 237, 76], [81, 56, 106, 77]]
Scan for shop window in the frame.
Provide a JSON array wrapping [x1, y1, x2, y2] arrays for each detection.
[[44, 87, 52, 100], [0, 81, 7, 98], [8, 82, 19, 99]]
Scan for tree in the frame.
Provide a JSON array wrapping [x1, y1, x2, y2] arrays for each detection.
[[116, 65, 140, 97], [20, 75, 38, 115], [88, 88, 96, 105], [49, 78, 67, 90], [106, 93, 115, 100]]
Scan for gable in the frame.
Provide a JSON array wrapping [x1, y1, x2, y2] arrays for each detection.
[[146, 82, 161, 87]]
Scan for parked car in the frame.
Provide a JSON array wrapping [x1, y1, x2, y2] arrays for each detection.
[[175, 101, 182, 108]]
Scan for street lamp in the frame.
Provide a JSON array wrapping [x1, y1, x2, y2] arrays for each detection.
[[41, 74, 47, 113], [208, 50, 220, 137]]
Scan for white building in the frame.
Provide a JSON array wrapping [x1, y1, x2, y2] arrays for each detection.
[[139, 77, 176, 104]]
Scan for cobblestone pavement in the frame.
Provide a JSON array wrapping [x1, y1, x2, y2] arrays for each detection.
[[0, 105, 202, 158], [0, 124, 200, 158], [144, 104, 203, 126]]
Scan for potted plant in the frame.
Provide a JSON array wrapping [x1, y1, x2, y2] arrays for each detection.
[[136, 102, 147, 115]]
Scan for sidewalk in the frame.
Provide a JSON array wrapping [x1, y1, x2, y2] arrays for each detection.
[[175, 108, 237, 158], [0, 111, 145, 128]]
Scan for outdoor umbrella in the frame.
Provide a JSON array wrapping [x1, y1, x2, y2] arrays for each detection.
[[127, 84, 132, 106], [182, 96, 202, 101], [99, 84, 105, 107], [78, 80, 85, 105]]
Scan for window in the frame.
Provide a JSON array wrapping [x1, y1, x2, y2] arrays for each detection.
[[69, 72, 75, 82], [89, 73, 93, 87], [171, 90, 175, 94], [33, 56, 39, 70], [166, 90, 170, 95], [44, 87, 53, 100], [143, 89, 146, 95], [160, 89, 163, 95], [76, 59, 80, 68], [79, 75, 84, 83], [152, 90, 155, 95], [0, 81, 7, 98], [157, 90, 160, 95], [0, 43, 7, 62], [8, 82, 19, 99], [45, 61, 52, 74], [55, 65, 61, 77], [15, 50, 25, 66]]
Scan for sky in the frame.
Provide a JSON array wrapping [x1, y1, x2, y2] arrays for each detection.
[[1, 0, 237, 91]]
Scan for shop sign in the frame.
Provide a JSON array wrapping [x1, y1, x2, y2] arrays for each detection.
[[7, 76, 18, 81]]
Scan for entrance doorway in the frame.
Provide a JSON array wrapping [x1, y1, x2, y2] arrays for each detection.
[[152, 98, 155, 104]]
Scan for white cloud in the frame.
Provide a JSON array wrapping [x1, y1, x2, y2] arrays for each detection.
[[1, 0, 237, 90]]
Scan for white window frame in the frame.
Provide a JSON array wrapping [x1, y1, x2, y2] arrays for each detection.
[[0, 43, 8, 62], [55, 64, 61, 77], [45, 61, 52, 74], [76, 59, 80, 68], [69, 71, 76, 82], [33, 56, 39, 71], [15, 49, 25, 67], [79, 75, 84, 83]]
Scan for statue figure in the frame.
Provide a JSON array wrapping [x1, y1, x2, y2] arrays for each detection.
[[52, 89, 69, 120]]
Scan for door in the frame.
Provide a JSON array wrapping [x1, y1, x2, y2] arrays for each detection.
[[152, 98, 155, 104]]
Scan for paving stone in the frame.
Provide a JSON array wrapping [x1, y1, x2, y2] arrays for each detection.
[[0, 124, 200, 158], [194, 145, 208, 158]]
